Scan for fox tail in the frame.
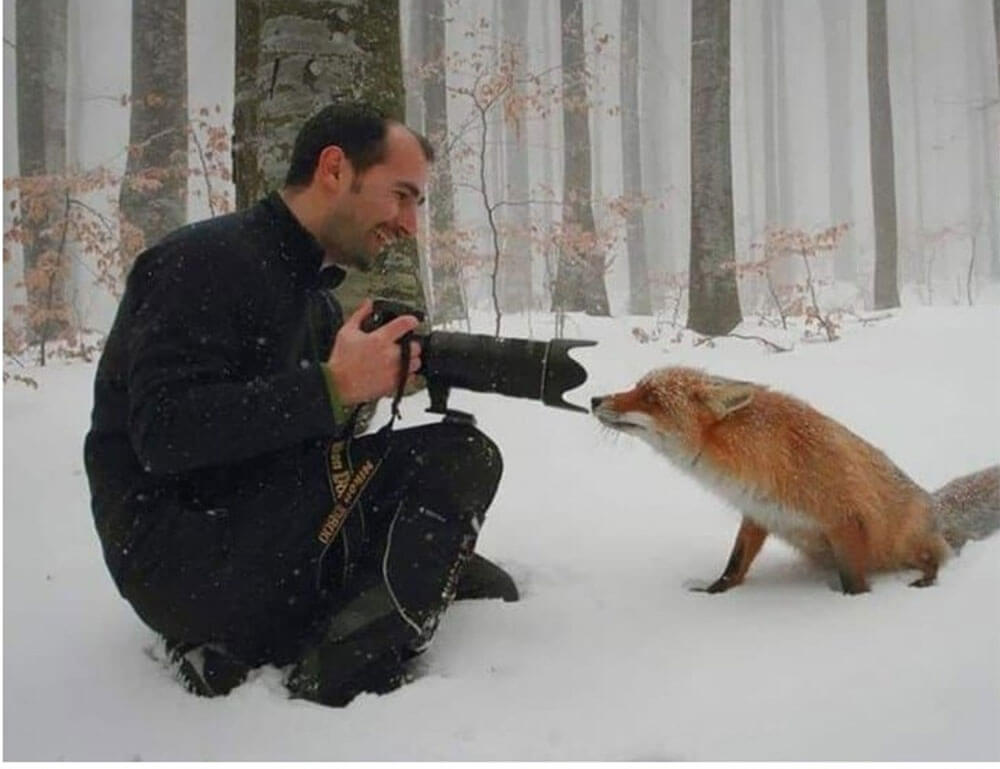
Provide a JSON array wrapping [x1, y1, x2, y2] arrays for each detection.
[[931, 465, 1000, 551]]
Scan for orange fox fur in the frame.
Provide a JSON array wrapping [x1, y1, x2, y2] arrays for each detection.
[[591, 367, 1000, 594]]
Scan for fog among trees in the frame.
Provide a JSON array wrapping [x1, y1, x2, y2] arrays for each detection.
[[4, 0, 999, 362]]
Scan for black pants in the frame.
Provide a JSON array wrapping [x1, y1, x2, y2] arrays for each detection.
[[119, 421, 502, 666]]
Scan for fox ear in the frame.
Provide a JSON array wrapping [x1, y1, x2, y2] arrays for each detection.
[[700, 379, 757, 420]]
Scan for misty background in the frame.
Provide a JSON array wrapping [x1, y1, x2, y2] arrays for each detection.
[[2, 0, 999, 361]]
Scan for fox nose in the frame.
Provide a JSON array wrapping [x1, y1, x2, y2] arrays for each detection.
[[590, 396, 604, 411]]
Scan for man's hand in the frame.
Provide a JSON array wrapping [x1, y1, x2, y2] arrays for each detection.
[[327, 298, 423, 405]]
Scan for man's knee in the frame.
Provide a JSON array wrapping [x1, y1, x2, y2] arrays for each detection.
[[385, 421, 503, 527], [419, 421, 502, 487]]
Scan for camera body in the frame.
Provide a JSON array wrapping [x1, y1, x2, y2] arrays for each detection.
[[360, 298, 428, 334], [362, 298, 594, 416]]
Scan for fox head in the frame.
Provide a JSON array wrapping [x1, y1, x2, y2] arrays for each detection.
[[591, 367, 760, 458]]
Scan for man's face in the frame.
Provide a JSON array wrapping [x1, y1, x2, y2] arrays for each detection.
[[320, 124, 428, 271]]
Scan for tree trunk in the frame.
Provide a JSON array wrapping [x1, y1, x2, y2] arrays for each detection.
[[403, 0, 425, 133], [965, 0, 1000, 281], [763, 0, 796, 287], [233, 0, 263, 213], [539, 1, 560, 308], [421, 0, 466, 323], [687, 0, 741, 336], [761, 0, 779, 230], [402, 0, 435, 314], [499, 0, 534, 315], [621, 0, 651, 316], [994, 0, 999, 89], [552, 0, 610, 316], [773, 0, 793, 226], [234, 0, 405, 206], [638, 0, 674, 289], [993, 0, 1000, 278], [232, 0, 427, 321], [818, 0, 857, 282], [867, 0, 901, 309], [15, 0, 69, 346], [906, 2, 927, 286], [119, 0, 188, 268], [740, 1, 759, 260]]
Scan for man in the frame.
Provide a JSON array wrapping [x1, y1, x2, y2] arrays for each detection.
[[84, 102, 516, 707]]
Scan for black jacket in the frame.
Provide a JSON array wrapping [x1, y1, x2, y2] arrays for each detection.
[[84, 193, 347, 587]]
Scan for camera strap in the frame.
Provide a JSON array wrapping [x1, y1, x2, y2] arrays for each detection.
[[314, 408, 395, 589], [389, 331, 414, 422], [314, 330, 413, 588]]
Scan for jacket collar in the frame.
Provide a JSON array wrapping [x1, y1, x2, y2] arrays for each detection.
[[259, 191, 345, 290]]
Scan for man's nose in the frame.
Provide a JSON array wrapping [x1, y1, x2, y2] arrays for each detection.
[[398, 204, 418, 238]]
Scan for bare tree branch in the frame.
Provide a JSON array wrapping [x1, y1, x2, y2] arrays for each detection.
[[695, 333, 792, 353]]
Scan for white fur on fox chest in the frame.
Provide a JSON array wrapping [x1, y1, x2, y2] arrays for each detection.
[[636, 426, 823, 541]]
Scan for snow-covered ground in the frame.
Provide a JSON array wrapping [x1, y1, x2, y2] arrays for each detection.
[[4, 304, 999, 760]]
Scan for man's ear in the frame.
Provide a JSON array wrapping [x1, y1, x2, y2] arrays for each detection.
[[317, 145, 346, 190], [698, 377, 758, 420]]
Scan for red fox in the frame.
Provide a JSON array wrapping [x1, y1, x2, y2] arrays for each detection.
[[591, 367, 1000, 594]]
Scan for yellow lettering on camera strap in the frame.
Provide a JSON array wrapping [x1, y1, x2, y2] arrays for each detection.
[[318, 439, 382, 546]]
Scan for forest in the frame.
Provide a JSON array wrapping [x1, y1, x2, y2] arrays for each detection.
[[4, 0, 999, 374], [4, 2, 1000, 760]]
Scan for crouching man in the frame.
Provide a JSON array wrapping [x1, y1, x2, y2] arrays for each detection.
[[83, 102, 516, 706]]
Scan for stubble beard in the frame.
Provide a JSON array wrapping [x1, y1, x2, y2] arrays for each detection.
[[322, 209, 377, 273]]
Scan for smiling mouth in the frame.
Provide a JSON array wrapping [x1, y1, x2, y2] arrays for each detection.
[[375, 229, 395, 249]]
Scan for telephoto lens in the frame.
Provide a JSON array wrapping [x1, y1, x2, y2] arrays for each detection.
[[421, 332, 594, 412], [362, 298, 595, 414]]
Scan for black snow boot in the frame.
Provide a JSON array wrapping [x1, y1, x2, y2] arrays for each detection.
[[285, 582, 426, 708], [166, 640, 252, 697], [455, 553, 519, 602]]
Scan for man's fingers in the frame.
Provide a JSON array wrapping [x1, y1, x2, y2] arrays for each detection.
[[345, 298, 374, 329], [408, 340, 422, 372], [376, 314, 420, 341]]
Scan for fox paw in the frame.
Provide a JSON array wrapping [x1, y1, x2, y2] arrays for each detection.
[[689, 578, 734, 594]]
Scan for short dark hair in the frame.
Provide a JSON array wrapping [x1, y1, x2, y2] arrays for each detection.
[[284, 102, 435, 187]]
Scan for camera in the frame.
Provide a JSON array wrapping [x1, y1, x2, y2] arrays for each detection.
[[362, 298, 595, 417]]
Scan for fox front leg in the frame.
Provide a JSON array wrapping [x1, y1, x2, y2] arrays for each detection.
[[694, 517, 768, 594], [908, 544, 941, 588], [827, 517, 871, 595]]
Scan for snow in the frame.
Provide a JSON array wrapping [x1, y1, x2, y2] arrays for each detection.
[[3, 305, 999, 760]]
